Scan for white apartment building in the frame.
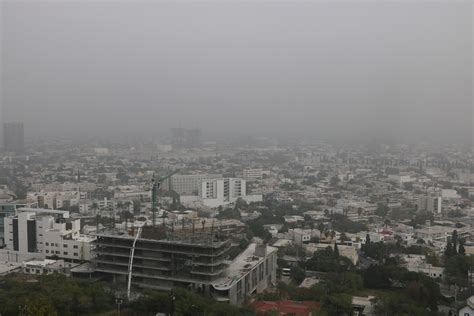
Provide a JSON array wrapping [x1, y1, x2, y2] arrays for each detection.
[[199, 178, 249, 208], [418, 195, 442, 214], [397, 254, 444, 279], [243, 168, 263, 181], [287, 228, 320, 245], [166, 174, 222, 195], [22, 259, 77, 276], [28, 192, 58, 209], [4, 208, 95, 262], [388, 174, 413, 186], [56, 191, 83, 209]]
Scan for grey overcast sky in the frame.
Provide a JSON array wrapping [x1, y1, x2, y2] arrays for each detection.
[[0, 0, 472, 143]]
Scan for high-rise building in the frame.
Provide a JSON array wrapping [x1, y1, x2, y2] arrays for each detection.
[[3, 122, 24, 153], [199, 178, 248, 208]]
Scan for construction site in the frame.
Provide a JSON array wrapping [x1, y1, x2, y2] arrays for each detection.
[[94, 222, 277, 305], [91, 172, 277, 304]]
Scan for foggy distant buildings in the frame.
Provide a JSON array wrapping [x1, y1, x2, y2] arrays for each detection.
[[3, 122, 24, 153], [171, 127, 201, 148]]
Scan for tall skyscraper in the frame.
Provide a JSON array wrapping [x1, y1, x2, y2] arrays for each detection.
[[3, 122, 25, 153]]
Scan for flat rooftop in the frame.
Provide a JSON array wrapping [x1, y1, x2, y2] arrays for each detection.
[[0, 262, 21, 275], [212, 243, 277, 290]]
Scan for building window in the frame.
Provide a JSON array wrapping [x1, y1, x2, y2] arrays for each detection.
[[73, 245, 78, 249], [64, 252, 68, 255], [46, 250, 49, 253], [74, 253, 78, 256], [63, 244, 68, 248], [45, 242, 49, 246]]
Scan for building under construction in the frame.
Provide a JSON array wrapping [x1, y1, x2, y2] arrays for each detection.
[[95, 225, 230, 290], [93, 223, 277, 305]]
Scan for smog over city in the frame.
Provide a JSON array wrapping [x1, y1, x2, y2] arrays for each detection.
[[1, 1, 472, 144], [0, 1, 472, 315]]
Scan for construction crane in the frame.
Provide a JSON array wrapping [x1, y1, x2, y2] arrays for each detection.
[[127, 170, 179, 300], [151, 170, 179, 227]]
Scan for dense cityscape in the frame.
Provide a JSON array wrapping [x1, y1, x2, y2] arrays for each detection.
[[1, 0, 472, 315], [0, 123, 472, 315]]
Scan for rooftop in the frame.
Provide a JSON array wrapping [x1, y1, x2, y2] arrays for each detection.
[[212, 243, 277, 290]]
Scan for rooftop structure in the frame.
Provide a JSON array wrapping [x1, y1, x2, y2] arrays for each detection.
[[211, 242, 278, 305]]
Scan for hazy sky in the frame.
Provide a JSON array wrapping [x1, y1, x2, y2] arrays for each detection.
[[1, 0, 472, 143]]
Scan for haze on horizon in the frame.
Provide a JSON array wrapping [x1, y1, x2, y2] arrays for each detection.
[[0, 0, 472, 144]]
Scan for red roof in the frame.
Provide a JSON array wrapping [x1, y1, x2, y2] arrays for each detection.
[[252, 300, 320, 316]]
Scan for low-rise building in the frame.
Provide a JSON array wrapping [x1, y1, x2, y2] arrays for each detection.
[[4, 208, 95, 262]]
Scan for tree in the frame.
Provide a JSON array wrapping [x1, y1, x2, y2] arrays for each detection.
[[445, 254, 470, 286], [334, 243, 339, 258], [329, 176, 340, 187], [305, 247, 353, 273], [91, 202, 99, 214], [133, 200, 141, 215], [375, 204, 389, 217], [318, 223, 325, 234], [290, 266, 306, 284], [451, 230, 459, 251], [322, 293, 352, 316], [458, 240, 466, 256], [25, 295, 58, 316], [362, 265, 391, 289], [445, 242, 454, 258], [340, 233, 349, 242]]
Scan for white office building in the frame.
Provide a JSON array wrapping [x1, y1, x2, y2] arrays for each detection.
[[4, 208, 95, 262], [199, 178, 261, 208], [243, 168, 264, 181], [165, 174, 222, 195]]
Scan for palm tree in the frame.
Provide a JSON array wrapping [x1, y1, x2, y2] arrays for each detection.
[[317, 223, 325, 234]]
